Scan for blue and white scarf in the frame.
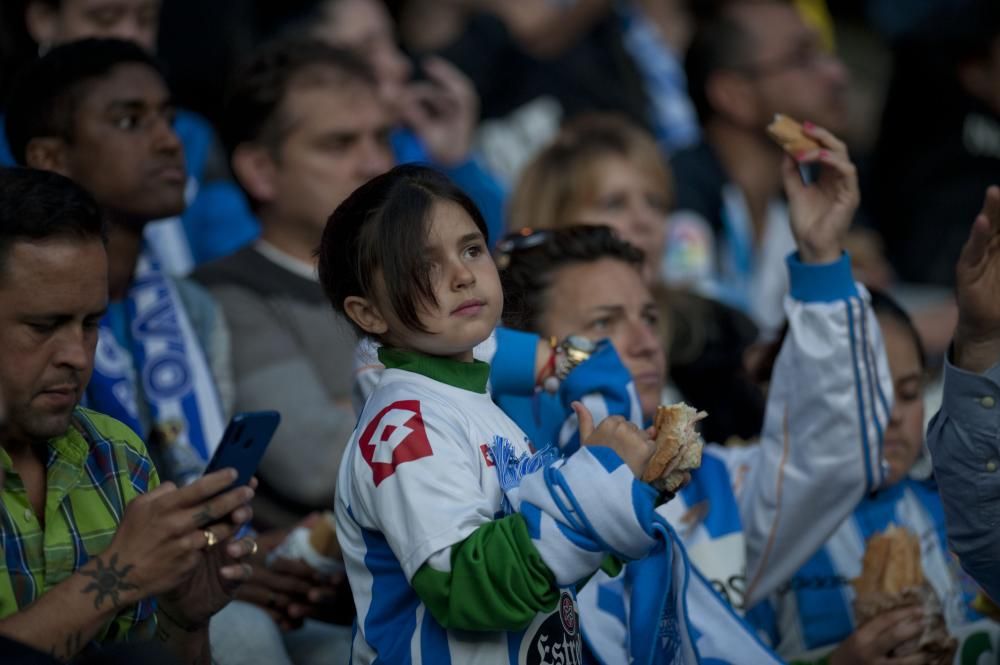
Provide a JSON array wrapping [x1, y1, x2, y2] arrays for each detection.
[[510, 445, 781, 664], [87, 250, 224, 479]]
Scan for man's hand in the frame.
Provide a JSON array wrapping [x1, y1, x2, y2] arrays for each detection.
[[98, 469, 254, 620], [573, 401, 654, 478], [829, 606, 936, 665], [954, 185, 1000, 373], [781, 123, 859, 265], [236, 554, 347, 631], [399, 57, 479, 166]]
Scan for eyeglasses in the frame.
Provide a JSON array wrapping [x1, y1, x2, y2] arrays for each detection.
[[494, 228, 552, 270], [739, 40, 838, 78]]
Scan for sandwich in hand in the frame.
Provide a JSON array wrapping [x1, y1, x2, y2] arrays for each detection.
[[766, 113, 821, 155], [641, 403, 707, 493], [852, 526, 955, 662]]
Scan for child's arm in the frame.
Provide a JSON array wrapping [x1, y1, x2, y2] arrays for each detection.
[[411, 515, 560, 630]]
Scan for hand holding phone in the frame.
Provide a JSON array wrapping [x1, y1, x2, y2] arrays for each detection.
[[204, 411, 281, 493]]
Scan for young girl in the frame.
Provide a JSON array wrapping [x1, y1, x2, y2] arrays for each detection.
[[319, 164, 666, 663]]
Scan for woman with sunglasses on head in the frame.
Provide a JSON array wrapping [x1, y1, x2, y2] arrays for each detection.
[[495, 124, 897, 663], [508, 111, 770, 446]]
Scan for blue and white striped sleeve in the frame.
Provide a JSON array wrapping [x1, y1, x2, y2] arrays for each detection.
[[741, 252, 892, 606]]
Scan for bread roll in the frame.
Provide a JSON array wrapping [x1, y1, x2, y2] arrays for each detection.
[[766, 113, 821, 155], [642, 404, 707, 492]]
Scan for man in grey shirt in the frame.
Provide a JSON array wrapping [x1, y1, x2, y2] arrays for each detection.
[[195, 40, 394, 530], [928, 184, 1000, 603], [193, 39, 394, 665]]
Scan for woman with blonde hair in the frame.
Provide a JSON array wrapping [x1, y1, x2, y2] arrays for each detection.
[[508, 113, 672, 283]]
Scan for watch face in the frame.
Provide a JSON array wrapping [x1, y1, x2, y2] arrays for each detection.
[[564, 335, 597, 353]]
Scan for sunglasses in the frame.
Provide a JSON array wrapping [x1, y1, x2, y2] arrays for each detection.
[[494, 228, 552, 270]]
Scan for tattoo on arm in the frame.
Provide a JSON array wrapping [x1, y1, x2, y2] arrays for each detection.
[[78, 553, 139, 610]]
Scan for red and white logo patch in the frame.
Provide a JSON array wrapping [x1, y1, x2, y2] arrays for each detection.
[[359, 400, 432, 487]]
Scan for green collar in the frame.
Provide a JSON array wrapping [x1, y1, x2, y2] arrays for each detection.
[[378, 346, 490, 393]]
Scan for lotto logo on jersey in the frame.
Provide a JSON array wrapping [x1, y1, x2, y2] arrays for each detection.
[[359, 400, 433, 487]]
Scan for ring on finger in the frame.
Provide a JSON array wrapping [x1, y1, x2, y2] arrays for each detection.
[[249, 540, 259, 556], [203, 529, 218, 547]]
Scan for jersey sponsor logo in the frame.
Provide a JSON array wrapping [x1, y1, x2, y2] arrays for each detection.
[[521, 591, 583, 665], [560, 594, 578, 636], [358, 400, 432, 487]]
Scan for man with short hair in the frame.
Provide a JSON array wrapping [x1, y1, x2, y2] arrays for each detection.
[[5, 38, 232, 486], [1, 0, 258, 272], [0, 166, 254, 664], [664, 0, 850, 339], [193, 38, 390, 665]]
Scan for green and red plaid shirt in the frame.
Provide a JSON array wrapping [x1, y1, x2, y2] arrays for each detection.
[[0, 407, 160, 645]]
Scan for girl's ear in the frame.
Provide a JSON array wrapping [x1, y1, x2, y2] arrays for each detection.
[[344, 296, 389, 336]]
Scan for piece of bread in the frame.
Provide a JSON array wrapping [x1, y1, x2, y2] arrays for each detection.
[[308, 511, 342, 560], [853, 526, 924, 597], [766, 113, 821, 155], [852, 526, 955, 661], [642, 403, 707, 491]]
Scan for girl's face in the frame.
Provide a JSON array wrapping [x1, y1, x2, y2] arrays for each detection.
[[880, 314, 926, 486], [572, 156, 670, 283], [380, 201, 502, 361], [539, 258, 666, 421]]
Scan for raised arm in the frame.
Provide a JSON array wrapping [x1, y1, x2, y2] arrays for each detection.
[[742, 125, 892, 606], [927, 185, 1000, 602]]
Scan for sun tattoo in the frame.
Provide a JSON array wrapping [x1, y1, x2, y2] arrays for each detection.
[[79, 553, 139, 609]]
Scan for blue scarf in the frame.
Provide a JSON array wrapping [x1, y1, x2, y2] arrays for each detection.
[[87, 250, 225, 481]]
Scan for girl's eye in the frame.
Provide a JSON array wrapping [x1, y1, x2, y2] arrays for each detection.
[[464, 244, 484, 258], [589, 318, 611, 331]]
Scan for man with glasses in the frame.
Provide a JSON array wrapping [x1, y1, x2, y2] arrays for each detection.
[[661, 0, 849, 341]]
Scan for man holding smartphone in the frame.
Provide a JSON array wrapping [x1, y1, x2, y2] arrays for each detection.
[[0, 168, 255, 664]]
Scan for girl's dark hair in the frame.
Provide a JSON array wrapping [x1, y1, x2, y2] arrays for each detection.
[[498, 225, 644, 332], [868, 288, 927, 370], [318, 164, 489, 336]]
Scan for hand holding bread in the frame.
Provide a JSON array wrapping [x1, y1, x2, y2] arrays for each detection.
[[771, 113, 859, 265], [851, 527, 956, 663], [574, 401, 706, 494]]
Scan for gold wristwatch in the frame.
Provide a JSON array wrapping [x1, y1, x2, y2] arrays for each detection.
[[543, 335, 597, 392]]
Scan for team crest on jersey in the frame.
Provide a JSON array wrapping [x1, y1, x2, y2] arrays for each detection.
[[487, 435, 558, 515], [359, 400, 432, 487]]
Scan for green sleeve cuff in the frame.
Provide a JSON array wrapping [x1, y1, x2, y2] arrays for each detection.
[[411, 514, 560, 631]]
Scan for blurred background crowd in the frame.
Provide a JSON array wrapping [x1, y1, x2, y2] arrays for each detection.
[[0, 1, 999, 663]]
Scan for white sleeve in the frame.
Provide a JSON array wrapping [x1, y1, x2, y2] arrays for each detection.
[[348, 393, 493, 581], [741, 253, 892, 607]]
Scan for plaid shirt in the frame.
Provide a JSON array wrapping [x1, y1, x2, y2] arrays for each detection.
[[0, 407, 160, 646]]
